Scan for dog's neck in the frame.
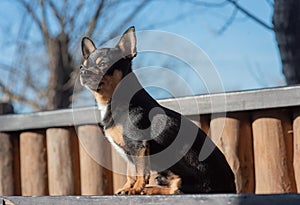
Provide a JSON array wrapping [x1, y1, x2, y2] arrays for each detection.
[[96, 72, 145, 128]]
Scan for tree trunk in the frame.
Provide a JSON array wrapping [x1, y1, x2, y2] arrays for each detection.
[[46, 33, 74, 110], [273, 0, 300, 84]]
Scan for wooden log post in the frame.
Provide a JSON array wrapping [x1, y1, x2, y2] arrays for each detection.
[[210, 113, 255, 193], [78, 125, 113, 195], [111, 148, 127, 193], [0, 133, 14, 195], [20, 131, 48, 196], [0, 103, 15, 196], [188, 114, 210, 135], [46, 128, 74, 195], [12, 134, 21, 195], [252, 109, 296, 194], [70, 128, 81, 195], [293, 109, 300, 192]]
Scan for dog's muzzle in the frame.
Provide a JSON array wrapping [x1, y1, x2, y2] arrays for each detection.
[[80, 65, 105, 90]]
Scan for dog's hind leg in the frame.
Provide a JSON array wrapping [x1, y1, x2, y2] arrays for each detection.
[[141, 172, 182, 195]]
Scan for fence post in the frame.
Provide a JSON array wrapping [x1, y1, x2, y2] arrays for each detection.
[[111, 148, 127, 193], [20, 131, 48, 196], [293, 109, 300, 192], [70, 128, 81, 195], [78, 125, 113, 195], [0, 133, 14, 196], [252, 109, 296, 193], [210, 113, 255, 193], [0, 103, 14, 196], [46, 128, 74, 195]]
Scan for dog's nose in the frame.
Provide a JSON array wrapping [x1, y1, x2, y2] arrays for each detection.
[[80, 67, 89, 74]]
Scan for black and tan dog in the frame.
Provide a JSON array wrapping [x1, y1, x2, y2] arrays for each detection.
[[80, 26, 236, 195]]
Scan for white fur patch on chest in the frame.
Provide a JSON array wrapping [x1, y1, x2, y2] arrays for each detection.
[[98, 103, 130, 162], [104, 131, 130, 162], [97, 103, 107, 121]]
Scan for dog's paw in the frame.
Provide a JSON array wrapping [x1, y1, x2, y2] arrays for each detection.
[[115, 187, 142, 195], [140, 186, 183, 195]]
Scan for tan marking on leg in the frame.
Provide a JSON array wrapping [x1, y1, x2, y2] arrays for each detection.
[[131, 144, 150, 194], [141, 172, 182, 195], [116, 162, 137, 195], [118, 144, 150, 195]]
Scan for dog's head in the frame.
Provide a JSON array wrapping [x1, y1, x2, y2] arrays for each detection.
[[80, 26, 137, 103]]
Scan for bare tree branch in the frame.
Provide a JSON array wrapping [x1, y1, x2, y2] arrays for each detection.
[[18, 0, 46, 36], [5, 0, 155, 112], [0, 81, 41, 111], [49, 0, 65, 32], [109, 0, 149, 38], [68, 1, 84, 32], [0, 63, 26, 77], [188, 0, 228, 7], [217, 7, 238, 34], [226, 0, 274, 31], [40, 0, 50, 39], [140, 10, 192, 30], [86, 0, 105, 37]]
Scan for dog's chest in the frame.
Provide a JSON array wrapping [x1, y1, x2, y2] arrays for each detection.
[[104, 127, 129, 162], [98, 104, 130, 162]]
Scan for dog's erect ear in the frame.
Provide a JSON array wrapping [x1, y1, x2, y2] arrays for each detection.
[[82, 37, 96, 59], [117, 26, 137, 58]]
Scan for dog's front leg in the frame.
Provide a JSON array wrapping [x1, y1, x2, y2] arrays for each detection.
[[115, 162, 136, 195], [115, 142, 150, 195], [130, 143, 150, 194]]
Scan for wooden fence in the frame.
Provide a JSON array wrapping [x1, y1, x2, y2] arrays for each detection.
[[0, 86, 300, 196]]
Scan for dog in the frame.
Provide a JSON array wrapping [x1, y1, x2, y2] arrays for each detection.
[[79, 26, 236, 195]]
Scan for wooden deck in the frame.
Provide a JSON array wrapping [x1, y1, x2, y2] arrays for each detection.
[[1, 194, 300, 205]]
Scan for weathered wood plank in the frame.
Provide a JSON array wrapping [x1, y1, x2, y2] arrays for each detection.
[[0, 133, 14, 195], [46, 128, 74, 195], [159, 85, 300, 115], [293, 110, 300, 192], [0, 107, 100, 132], [70, 128, 81, 195], [111, 148, 127, 193], [252, 110, 296, 193], [12, 134, 21, 195], [1, 86, 300, 132], [0, 103, 15, 196], [20, 131, 48, 196], [1, 194, 300, 205], [210, 113, 254, 193], [78, 125, 113, 195], [236, 113, 255, 193]]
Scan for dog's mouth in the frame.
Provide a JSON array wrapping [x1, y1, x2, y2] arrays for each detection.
[[80, 68, 104, 91]]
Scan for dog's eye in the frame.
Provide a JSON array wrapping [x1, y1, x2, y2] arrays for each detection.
[[98, 62, 106, 67]]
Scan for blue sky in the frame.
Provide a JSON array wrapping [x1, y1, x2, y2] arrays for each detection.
[[0, 0, 286, 112], [138, 0, 284, 91]]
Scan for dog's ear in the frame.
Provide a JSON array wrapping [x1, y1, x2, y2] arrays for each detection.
[[82, 37, 96, 59], [117, 26, 137, 58]]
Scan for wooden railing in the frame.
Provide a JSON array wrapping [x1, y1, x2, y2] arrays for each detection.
[[0, 86, 300, 196]]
